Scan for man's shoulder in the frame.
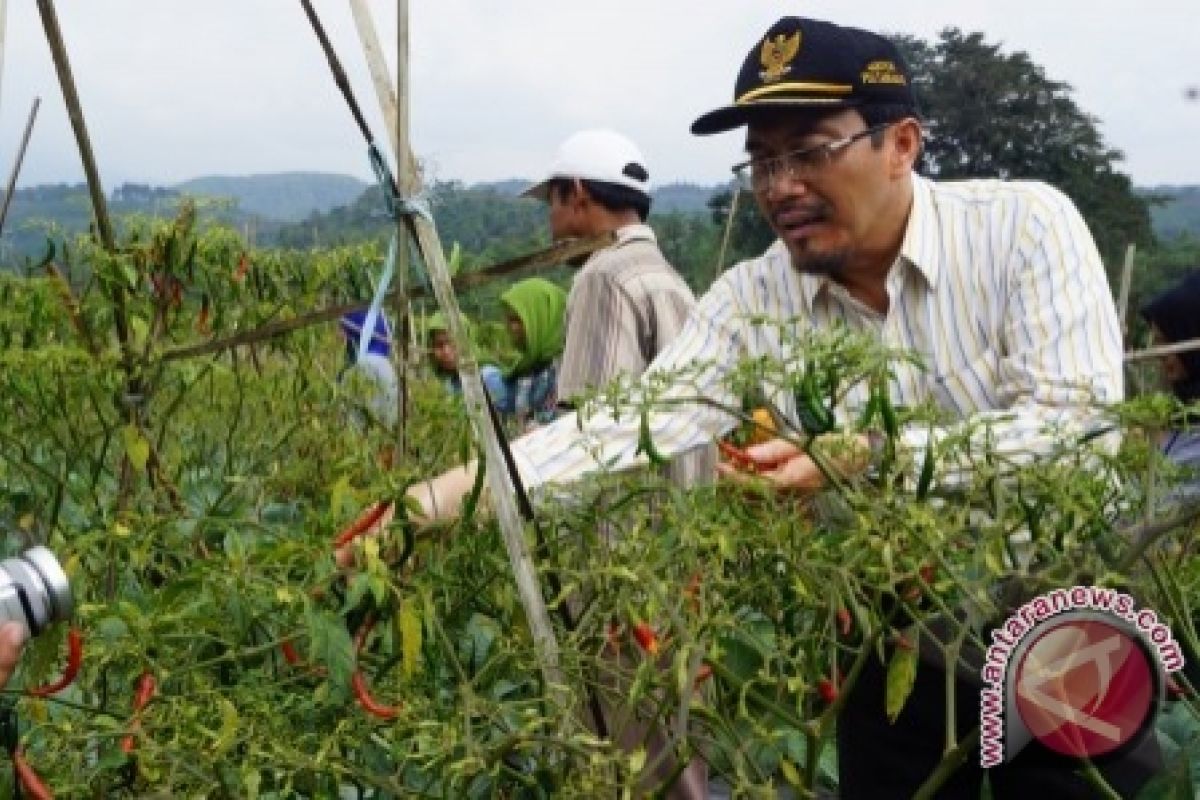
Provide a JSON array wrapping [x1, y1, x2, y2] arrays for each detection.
[[719, 239, 790, 284], [925, 176, 1078, 215], [582, 233, 691, 294]]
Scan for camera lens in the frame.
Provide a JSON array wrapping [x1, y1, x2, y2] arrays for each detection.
[[0, 546, 74, 636]]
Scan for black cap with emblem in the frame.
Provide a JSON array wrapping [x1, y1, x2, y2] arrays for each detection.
[[691, 17, 917, 135]]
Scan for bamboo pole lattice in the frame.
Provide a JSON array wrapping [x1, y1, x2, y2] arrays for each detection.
[[300, 0, 568, 704]]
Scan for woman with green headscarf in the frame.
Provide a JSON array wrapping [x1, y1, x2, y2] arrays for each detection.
[[497, 277, 567, 427]]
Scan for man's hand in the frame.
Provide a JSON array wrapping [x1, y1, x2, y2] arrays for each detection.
[[0, 621, 28, 689], [333, 462, 480, 570], [717, 434, 870, 491]]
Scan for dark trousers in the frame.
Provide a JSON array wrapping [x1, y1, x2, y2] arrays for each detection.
[[836, 649, 1164, 799]]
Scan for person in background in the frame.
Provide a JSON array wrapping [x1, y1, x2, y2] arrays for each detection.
[[1141, 270, 1200, 503], [339, 309, 398, 428], [522, 128, 714, 488], [426, 310, 509, 408], [495, 277, 567, 431]]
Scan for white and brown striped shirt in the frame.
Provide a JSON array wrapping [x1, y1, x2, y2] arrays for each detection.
[[558, 224, 714, 487], [513, 175, 1124, 489]]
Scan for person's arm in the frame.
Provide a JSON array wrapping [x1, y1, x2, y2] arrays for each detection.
[[407, 273, 754, 518], [0, 621, 28, 688]]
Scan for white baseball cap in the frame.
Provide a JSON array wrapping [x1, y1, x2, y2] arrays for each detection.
[[521, 129, 651, 201]]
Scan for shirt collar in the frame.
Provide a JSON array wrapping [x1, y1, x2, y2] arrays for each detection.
[[791, 173, 941, 314], [615, 223, 657, 245]]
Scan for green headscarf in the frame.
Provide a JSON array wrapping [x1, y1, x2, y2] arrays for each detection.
[[499, 278, 567, 377]]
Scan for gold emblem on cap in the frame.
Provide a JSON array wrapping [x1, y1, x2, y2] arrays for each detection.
[[759, 30, 801, 84]]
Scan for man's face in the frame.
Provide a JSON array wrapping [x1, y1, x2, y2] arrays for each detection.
[[429, 331, 457, 373], [548, 182, 584, 241], [744, 109, 898, 278]]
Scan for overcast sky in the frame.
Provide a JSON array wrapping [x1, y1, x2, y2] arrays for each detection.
[[2, 1, 1197, 192]]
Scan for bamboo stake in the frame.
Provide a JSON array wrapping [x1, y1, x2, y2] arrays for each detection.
[[1125, 337, 1200, 362], [300, 0, 567, 700], [160, 233, 612, 363], [36, 0, 135, 369], [0, 97, 39, 238], [1116, 243, 1136, 336], [712, 186, 740, 287], [35, 0, 182, 518], [348, 0, 412, 447], [36, 0, 114, 251]]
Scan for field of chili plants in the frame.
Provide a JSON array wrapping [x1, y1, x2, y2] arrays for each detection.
[[1, 207, 1198, 798]]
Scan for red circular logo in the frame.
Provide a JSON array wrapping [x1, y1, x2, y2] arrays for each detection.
[[1013, 618, 1156, 759]]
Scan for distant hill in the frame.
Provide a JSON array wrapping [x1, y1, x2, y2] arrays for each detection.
[[652, 182, 721, 214], [174, 172, 368, 222], [1144, 185, 1200, 240], [474, 179, 719, 215]]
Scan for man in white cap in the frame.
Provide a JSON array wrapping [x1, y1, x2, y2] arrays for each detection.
[[523, 131, 713, 798], [522, 129, 713, 488]]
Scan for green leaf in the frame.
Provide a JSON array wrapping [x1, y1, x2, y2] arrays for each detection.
[[307, 610, 355, 699], [885, 645, 918, 723], [122, 423, 150, 472], [211, 697, 239, 757], [399, 602, 422, 678]]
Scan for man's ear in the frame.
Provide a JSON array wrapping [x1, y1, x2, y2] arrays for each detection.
[[889, 118, 923, 176], [570, 178, 591, 211]]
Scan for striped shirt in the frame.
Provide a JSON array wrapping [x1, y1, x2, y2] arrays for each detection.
[[512, 175, 1124, 489], [558, 224, 696, 401], [558, 223, 714, 487]]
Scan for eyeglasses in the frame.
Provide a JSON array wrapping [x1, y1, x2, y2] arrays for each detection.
[[732, 123, 891, 191]]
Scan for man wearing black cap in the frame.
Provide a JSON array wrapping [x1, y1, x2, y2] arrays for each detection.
[[392, 15, 1154, 798]]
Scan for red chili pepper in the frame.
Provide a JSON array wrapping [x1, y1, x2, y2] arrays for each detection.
[[351, 670, 400, 720], [718, 440, 757, 472], [29, 627, 83, 697], [919, 563, 936, 584], [351, 617, 401, 720], [694, 662, 713, 687], [332, 502, 392, 548], [632, 622, 659, 657], [233, 254, 249, 283], [835, 608, 853, 638], [279, 639, 328, 676], [195, 295, 211, 335], [817, 666, 843, 705], [280, 641, 303, 666], [121, 670, 157, 755], [13, 748, 53, 800], [892, 632, 914, 651]]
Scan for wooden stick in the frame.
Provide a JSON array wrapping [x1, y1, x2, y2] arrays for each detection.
[[36, 0, 114, 251], [303, 1, 569, 699], [1125, 337, 1200, 362], [348, 0, 411, 448], [1116, 243, 1136, 336], [0, 97, 40, 238], [36, 0, 135, 369], [159, 233, 611, 363], [712, 187, 740, 287]]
